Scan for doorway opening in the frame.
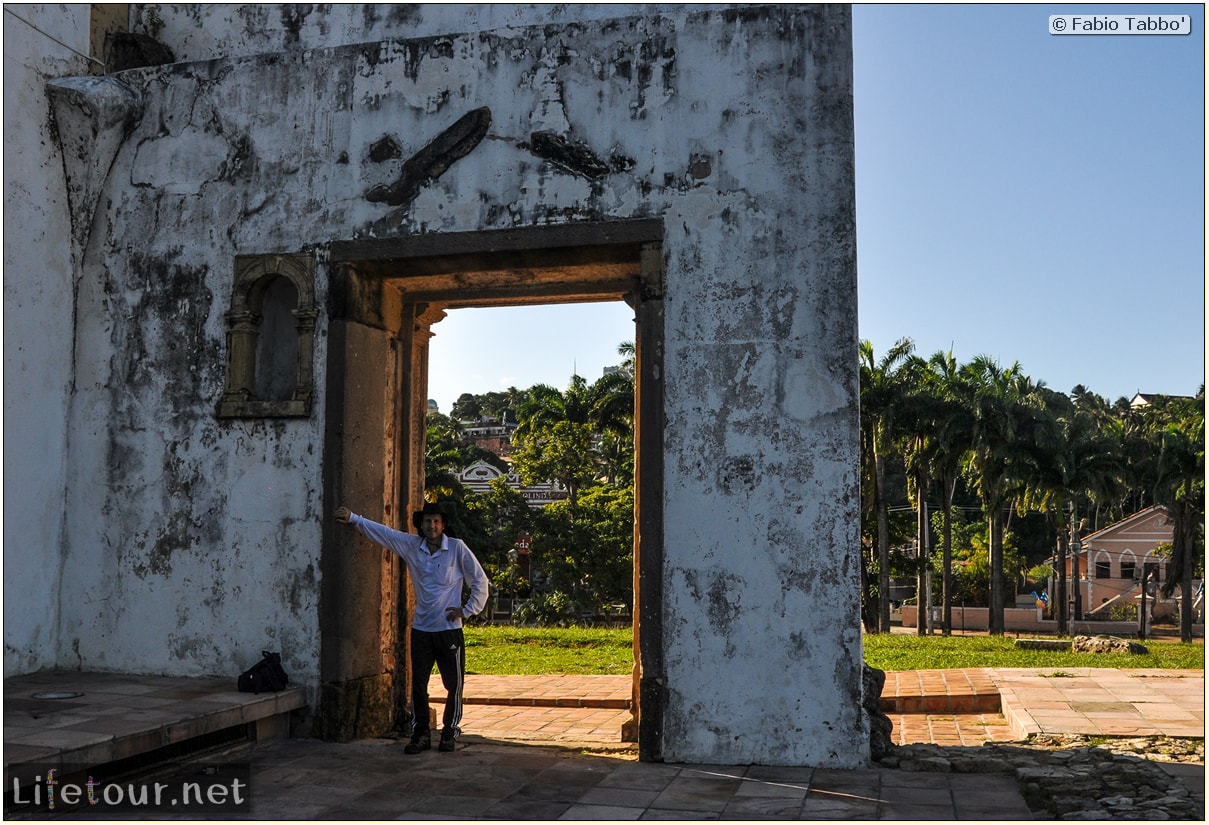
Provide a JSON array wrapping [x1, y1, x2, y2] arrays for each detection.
[[324, 220, 666, 760], [426, 301, 634, 616], [427, 301, 636, 746]]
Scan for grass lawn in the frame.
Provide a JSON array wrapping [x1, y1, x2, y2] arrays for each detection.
[[464, 625, 1204, 675], [465, 625, 635, 675], [862, 632, 1205, 671]]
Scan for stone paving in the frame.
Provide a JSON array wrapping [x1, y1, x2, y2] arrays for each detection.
[[4, 668, 1203, 820]]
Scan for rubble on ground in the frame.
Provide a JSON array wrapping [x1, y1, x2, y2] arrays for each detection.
[[879, 735, 1204, 820], [1071, 635, 1150, 655]]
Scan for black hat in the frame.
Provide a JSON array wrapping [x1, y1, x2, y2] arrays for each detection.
[[411, 501, 453, 530]]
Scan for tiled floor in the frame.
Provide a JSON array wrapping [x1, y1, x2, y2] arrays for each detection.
[[992, 667, 1206, 739], [429, 667, 1205, 747], [3, 670, 304, 771], [4, 667, 1202, 820]]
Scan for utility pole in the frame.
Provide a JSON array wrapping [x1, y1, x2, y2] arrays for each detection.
[[1070, 511, 1083, 631], [917, 501, 929, 637], [1138, 563, 1156, 640], [1055, 527, 1068, 635]]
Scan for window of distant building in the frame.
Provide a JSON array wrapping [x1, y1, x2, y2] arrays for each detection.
[[1120, 560, 1137, 581], [1094, 560, 1111, 579]]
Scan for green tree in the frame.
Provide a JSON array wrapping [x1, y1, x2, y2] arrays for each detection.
[[1146, 391, 1206, 642], [466, 477, 535, 600], [424, 413, 470, 499], [922, 350, 976, 634], [597, 431, 634, 487], [591, 369, 635, 440], [529, 485, 634, 613], [859, 337, 917, 632], [451, 392, 482, 421], [616, 341, 636, 374], [512, 419, 598, 516], [899, 353, 938, 635], [503, 386, 525, 424], [513, 372, 634, 516], [593, 363, 635, 486], [1018, 388, 1125, 630], [959, 356, 1041, 635]]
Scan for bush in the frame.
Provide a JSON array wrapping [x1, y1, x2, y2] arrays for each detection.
[[511, 590, 569, 626], [1108, 603, 1138, 621]]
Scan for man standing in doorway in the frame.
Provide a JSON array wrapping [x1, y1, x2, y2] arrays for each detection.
[[334, 501, 489, 753]]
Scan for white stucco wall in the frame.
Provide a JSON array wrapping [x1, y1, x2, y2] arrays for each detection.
[[2, 3, 93, 674], [132, 3, 722, 63], [14, 3, 862, 766]]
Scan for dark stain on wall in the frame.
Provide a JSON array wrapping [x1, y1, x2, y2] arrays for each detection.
[[105, 33, 175, 72], [401, 37, 456, 81], [525, 131, 611, 180], [278, 5, 316, 49], [365, 107, 491, 207], [708, 572, 742, 635], [220, 134, 255, 182], [281, 563, 317, 614], [717, 455, 757, 495], [120, 253, 219, 403], [368, 135, 402, 162], [105, 252, 226, 582], [381, 5, 423, 28]]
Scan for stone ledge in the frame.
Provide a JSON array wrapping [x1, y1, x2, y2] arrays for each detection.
[[1013, 638, 1072, 651]]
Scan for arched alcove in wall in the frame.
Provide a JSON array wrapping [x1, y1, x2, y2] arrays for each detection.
[[217, 253, 318, 418]]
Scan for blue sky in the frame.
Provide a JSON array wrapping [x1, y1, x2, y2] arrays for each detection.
[[427, 4, 1205, 414]]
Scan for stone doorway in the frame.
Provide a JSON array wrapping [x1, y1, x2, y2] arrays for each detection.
[[321, 220, 667, 760]]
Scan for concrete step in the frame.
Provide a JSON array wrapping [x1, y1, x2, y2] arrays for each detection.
[[4, 670, 304, 776], [878, 669, 1002, 714]]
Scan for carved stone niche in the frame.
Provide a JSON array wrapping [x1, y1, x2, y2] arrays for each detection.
[[216, 253, 317, 419]]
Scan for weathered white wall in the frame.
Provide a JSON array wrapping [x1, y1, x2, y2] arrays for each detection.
[[132, 3, 721, 63], [2, 4, 92, 674], [14, 3, 862, 766]]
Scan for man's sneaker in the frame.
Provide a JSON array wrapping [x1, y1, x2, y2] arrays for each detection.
[[438, 727, 457, 752], [403, 732, 431, 754]]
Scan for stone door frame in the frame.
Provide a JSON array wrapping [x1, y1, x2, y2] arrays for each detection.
[[322, 219, 666, 760]]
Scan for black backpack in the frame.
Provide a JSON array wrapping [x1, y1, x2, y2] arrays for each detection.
[[238, 650, 289, 693]]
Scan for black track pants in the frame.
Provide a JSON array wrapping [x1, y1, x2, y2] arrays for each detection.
[[410, 627, 465, 735]]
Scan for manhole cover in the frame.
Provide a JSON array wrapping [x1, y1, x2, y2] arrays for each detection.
[[31, 691, 83, 700]]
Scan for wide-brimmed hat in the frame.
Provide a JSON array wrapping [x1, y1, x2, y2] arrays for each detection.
[[411, 501, 453, 530]]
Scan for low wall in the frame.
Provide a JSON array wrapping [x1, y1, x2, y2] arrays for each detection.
[[902, 606, 1043, 632], [899, 605, 1201, 637]]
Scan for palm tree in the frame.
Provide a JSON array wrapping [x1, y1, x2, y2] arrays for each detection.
[[960, 356, 1041, 635], [1069, 386, 1129, 528], [503, 386, 525, 424], [922, 350, 976, 635], [895, 353, 943, 636], [513, 372, 635, 517], [616, 340, 636, 374], [590, 369, 635, 440], [1147, 391, 1205, 642], [859, 337, 917, 632], [423, 412, 503, 503], [424, 413, 469, 497], [515, 377, 592, 436], [1018, 389, 1125, 632]]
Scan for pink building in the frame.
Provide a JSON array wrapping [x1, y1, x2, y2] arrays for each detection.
[[1068, 505, 1197, 621]]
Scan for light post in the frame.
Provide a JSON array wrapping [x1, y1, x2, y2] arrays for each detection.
[[1055, 524, 1068, 636], [1070, 511, 1083, 631], [516, 533, 532, 592], [1138, 562, 1158, 640]]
